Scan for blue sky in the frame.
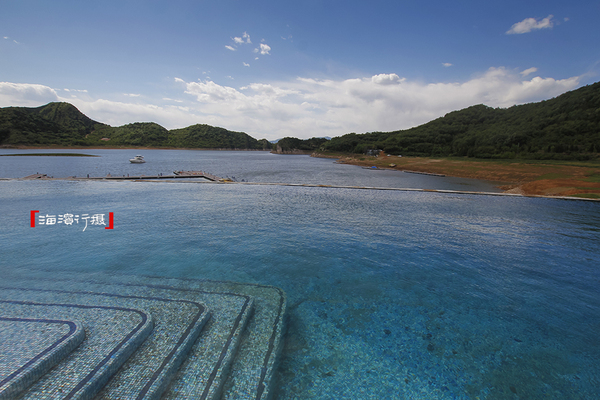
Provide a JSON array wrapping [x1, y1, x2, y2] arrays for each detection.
[[1, 0, 599, 140]]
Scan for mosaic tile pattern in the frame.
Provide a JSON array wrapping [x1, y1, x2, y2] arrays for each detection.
[[0, 281, 210, 400], [0, 317, 84, 400], [2, 269, 286, 400], [0, 298, 153, 400]]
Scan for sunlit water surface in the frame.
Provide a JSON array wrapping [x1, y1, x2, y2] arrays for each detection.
[[1, 150, 598, 399]]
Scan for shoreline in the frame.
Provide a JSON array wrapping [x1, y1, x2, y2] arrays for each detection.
[[8, 175, 599, 202], [3, 146, 599, 199], [313, 152, 600, 199]]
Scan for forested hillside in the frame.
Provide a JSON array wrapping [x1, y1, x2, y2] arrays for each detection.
[[0, 102, 270, 150], [0, 102, 108, 146], [274, 137, 329, 153], [321, 81, 600, 160]]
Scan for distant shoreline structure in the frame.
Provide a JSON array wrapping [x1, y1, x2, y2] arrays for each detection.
[[9, 173, 599, 202]]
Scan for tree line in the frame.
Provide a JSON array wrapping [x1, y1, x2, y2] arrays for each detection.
[[320, 81, 600, 160]]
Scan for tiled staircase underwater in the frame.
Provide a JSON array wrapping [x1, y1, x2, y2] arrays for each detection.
[[0, 269, 286, 400]]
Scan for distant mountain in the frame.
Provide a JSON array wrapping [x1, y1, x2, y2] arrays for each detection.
[[271, 136, 331, 144], [321, 81, 600, 160], [0, 102, 108, 146], [0, 102, 271, 150], [273, 137, 330, 154]]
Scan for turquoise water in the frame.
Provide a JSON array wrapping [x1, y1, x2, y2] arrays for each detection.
[[1, 150, 599, 398]]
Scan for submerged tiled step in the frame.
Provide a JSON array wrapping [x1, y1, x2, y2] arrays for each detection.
[[3, 269, 286, 400], [0, 316, 85, 400], [0, 296, 154, 400]]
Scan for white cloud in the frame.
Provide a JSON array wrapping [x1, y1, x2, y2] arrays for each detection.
[[520, 67, 538, 77], [507, 15, 554, 34], [124, 93, 140, 97], [442, 63, 453, 67], [255, 43, 271, 55], [371, 73, 403, 85], [74, 99, 200, 128], [184, 80, 247, 103], [0, 82, 60, 106], [232, 31, 251, 45], [243, 62, 250, 67], [225, 45, 236, 51], [3, 36, 20, 44]]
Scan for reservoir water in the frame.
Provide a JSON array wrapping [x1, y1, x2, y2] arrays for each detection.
[[1, 149, 599, 399]]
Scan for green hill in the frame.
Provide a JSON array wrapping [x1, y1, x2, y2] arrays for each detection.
[[321, 81, 600, 160], [0, 102, 108, 146], [274, 137, 329, 153], [0, 103, 270, 150], [167, 124, 270, 149]]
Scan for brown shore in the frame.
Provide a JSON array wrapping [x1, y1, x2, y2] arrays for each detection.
[[314, 152, 600, 199]]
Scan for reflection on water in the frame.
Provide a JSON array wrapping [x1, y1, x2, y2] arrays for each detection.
[[1, 152, 599, 399]]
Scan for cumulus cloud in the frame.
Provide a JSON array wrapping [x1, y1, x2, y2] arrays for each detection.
[[243, 62, 250, 67], [184, 80, 247, 103], [225, 45, 236, 51], [442, 63, 453, 67], [254, 43, 271, 55], [0, 82, 60, 107], [232, 31, 251, 45], [371, 73, 403, 85], [507, 15, 554, 34]]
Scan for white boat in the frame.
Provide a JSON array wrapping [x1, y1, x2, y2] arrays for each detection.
[[129, 155, 145, 163]]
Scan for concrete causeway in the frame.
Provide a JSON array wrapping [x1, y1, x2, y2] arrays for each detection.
[[20, 171, 224, 181], [15, 172, 600, 201], [1, 269, 286, 400]]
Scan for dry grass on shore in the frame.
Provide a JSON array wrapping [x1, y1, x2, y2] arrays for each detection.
[[316, 152, 600, 199]]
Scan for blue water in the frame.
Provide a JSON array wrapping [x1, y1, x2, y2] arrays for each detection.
[[1, 150, 599, 399]]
